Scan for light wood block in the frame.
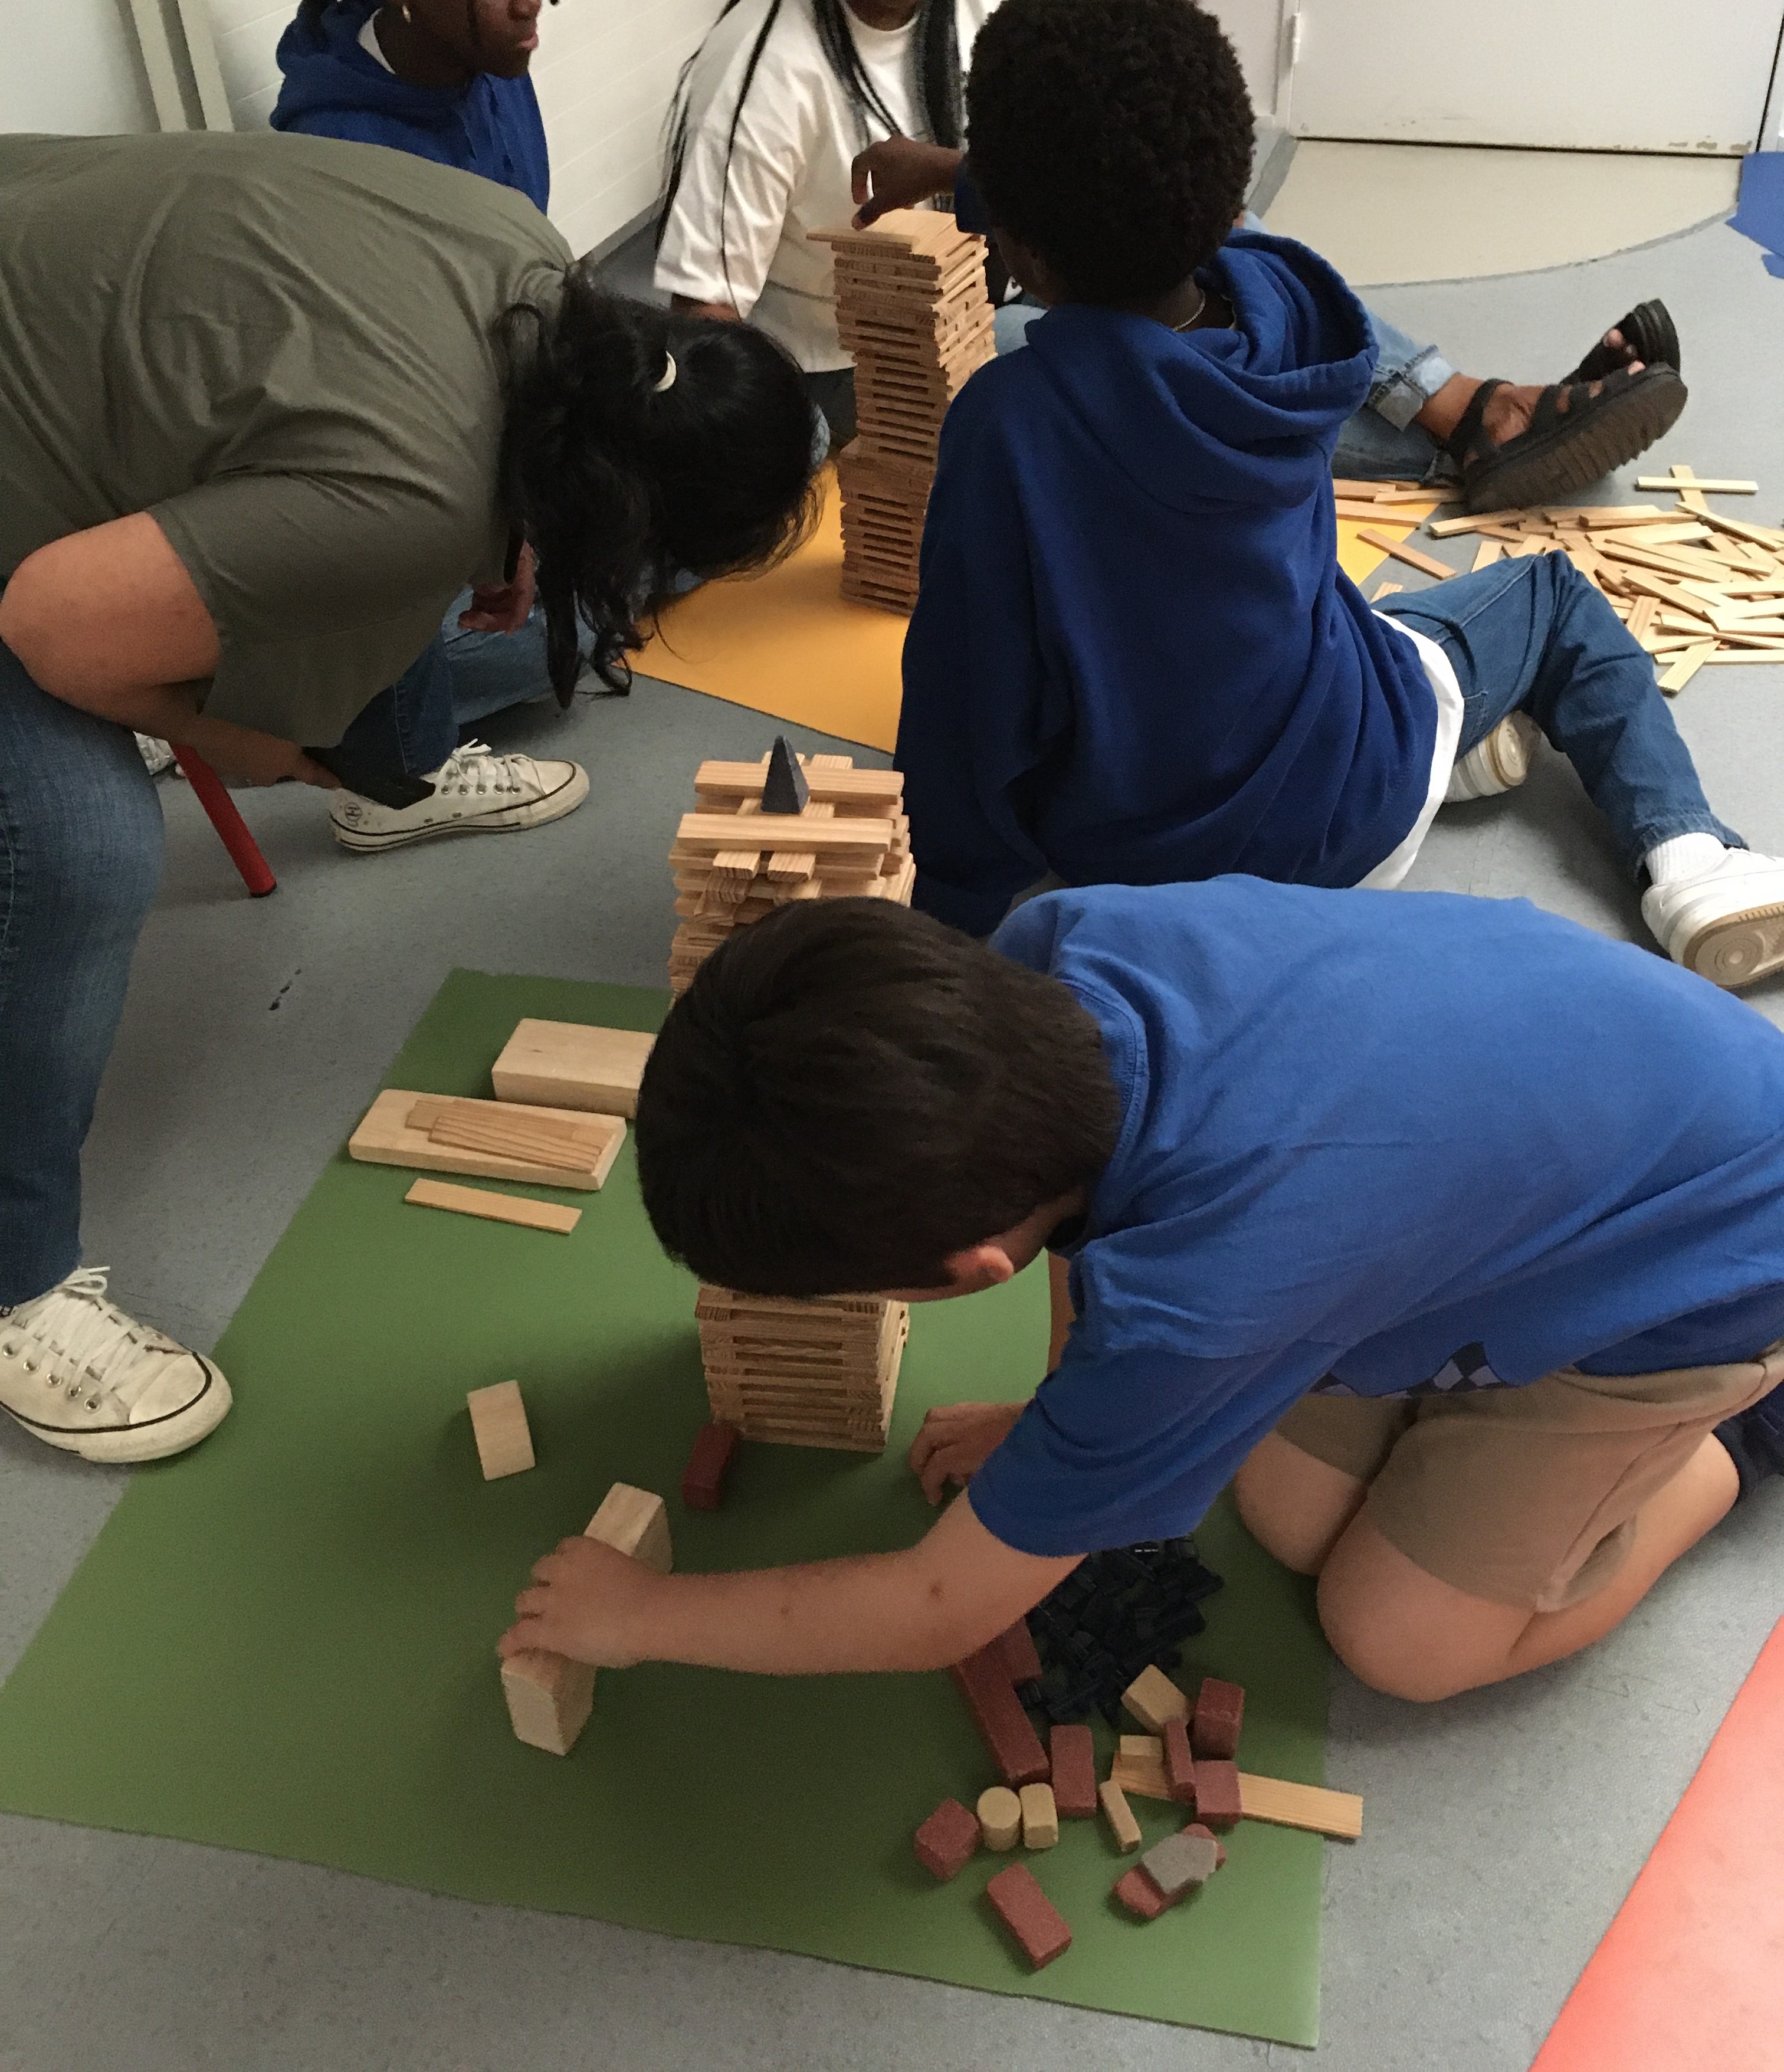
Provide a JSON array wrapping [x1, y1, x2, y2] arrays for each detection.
[[1019, 1782, 1059, 1850], [1098, 1778, 1142, 1852], [977, 1784, 1022, 1851], [1370, 581, 1403, 598], [1658, 641, 1716, 695], [404, 1178, 580, 1234], [501, 1648, 595, 1756], [1111, 1749, 1172, 1802], [349, 1089, 623, 1191], [1471, 538, 1504, 572], [1122, 1665, 1190, 1733], [1356, 528, 1454, 581], [467, 1380, 534, 1480], [586, 1483, 673, 1573], [428, 1101, 612, 1171], [1637, 475, 1756, 496], [1238, 1771, 1363, 1840], [1428, 507, 1529, 537], [490, 1020, 656, 1119]]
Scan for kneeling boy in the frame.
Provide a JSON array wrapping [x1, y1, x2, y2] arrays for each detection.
[[896, 0, 1784, 991], [500, 889, 1784, 1701]]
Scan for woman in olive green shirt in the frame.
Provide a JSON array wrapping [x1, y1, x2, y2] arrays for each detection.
[[0, 130, 815, 1465]]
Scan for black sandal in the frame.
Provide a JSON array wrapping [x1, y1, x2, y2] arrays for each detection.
[[1447, 365, 1688, 513], [1565, 298, 1680, 384]]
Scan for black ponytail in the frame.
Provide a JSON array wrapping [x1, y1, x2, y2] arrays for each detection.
[[498, 277, 820, 703]]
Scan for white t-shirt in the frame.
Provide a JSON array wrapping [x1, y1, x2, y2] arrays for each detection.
[[655, 0, 996, 371], [1356, 615, 1465, 890]]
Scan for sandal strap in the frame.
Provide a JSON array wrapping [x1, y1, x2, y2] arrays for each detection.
[[1444, 376, 1505, 469]]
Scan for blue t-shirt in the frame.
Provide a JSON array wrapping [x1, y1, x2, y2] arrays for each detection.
[[967, 881, 1784, 1558]]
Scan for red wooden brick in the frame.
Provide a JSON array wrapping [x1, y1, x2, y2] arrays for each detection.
[[985, 1863, 1072, 1969], [1193, 1758, 1243, 1830], [913, 1796, 980, 1881], [1192, 1675, 1245, 1760], [1113, 1866, 1170, 1921], [1048, 1724, 1097, 1818], [949, 1646, 1050, 1785], [1162, 1716, 1197, 1804], [1185, 1820, 1228, 1870], [680, 1421, 738, 1511], [994, 1617, 1043, 1685]]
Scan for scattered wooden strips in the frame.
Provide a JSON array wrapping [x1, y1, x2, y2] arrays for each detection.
[[1356, 528, 1453, 581]]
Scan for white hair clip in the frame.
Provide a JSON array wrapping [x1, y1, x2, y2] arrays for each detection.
[[654, 352, 678, 393]]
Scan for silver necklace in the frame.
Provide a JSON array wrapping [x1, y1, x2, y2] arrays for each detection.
[[1170, 285, 1209, 333]]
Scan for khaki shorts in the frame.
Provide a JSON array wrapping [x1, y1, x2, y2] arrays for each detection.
[[1275, 1342, 1784, 1611]]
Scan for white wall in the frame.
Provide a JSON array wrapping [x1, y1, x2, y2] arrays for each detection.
[[0, 0, 158, 134], [1201, 0, 1284, 122], [198, 0, 720, 255]]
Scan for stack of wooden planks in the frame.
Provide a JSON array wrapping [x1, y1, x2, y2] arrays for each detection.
[[695, 1286, 909, 1453], [811, 209, 996, 612]]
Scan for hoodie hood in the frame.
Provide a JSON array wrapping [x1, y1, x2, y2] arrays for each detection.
[[271, 1, 550, 214], [1021, 231, 1376, 514]]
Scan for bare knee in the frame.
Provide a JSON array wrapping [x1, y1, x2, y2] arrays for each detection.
[[1234, 1432, 1367, 1577], [1316, 1577, 1481, 1702]]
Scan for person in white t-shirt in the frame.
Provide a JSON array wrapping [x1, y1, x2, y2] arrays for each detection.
[[655, 0, 996, 447]]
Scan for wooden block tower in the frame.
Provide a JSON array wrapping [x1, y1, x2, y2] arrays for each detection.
[[696, 1287, 909, 1453], [665, 740, 915, 996], [810, 209, 996, 613]]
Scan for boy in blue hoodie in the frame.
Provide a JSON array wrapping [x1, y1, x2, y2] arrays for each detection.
[[896, 0, 1784, 992], [269, 0, 587, 854]]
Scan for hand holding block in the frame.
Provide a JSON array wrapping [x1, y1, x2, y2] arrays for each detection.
[[467, 1380, 534, 1480]]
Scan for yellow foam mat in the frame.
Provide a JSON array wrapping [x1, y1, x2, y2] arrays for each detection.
[[638, 467, 1438, 754]]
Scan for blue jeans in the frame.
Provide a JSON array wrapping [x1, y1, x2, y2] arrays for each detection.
[[0, 641, 163, 1304], [335, 593, 562, 778], [1379, 556, 1742, 877]]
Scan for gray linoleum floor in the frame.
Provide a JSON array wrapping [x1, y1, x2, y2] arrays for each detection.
[[4, 214, 1783, 2072]]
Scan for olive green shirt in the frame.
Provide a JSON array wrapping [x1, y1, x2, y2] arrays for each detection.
[[0, 131, 570, 742]]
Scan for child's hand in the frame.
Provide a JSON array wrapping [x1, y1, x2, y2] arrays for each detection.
[[909, 1400, 1026, 1504], [497, 1536, 664, 1668]]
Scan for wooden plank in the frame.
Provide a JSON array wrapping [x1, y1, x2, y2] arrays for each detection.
[[348, 1089, 622, 1191], [428, 1101, 611, 1170], [1238, 1771, 1363, 1841], [404, 1178, 581, 1234], [1355, 528, 1454, 581], [1427, 507, 1528, 537], [1472, 538, 1504, 572], [1636, 475, 1757, 495], [674, 812, 893, 858], [1667, 464, 1710, 514], [1658, 642, 1717, 695], [490, 1019, 655, 1119]]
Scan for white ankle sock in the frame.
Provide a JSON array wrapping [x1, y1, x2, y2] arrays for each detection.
[[1644, 833, 1727, 886]]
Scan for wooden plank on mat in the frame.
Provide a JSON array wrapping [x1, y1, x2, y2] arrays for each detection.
[[349, 1089, 624, 1191], [404, 1178, 581, 1234]]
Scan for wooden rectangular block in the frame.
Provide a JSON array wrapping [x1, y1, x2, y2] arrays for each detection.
[[349, 1088, 623, 1191], [427, 1101, 611, 1169], [1098, 1778, 1142, 1853], [1192, 1676, 1246, 1760], [995, 1618, 1043, 1686], [466, 1379, 534, 1480], [1111, 1749, 1172, 1802], [948, 1646, 1050, 1785], [1238, 1771, 1364, 1840], [1113, 1864, 1170, 1920], [490, 1019, 657, 1119], [680, 1420, 739, 1511], [1162, 1716, 1196, 1804], [586, 1483, 673, 1573], [913, 1796, 980, 1881], [1122, 1665, 1190, 1733], [1193, 1759, 1244, 1831], [501, 1648, 594, 1756], [404, 1177, 580, 1234], [1019, 1781, 1058, 1850], [984, 1863, 1072, 1970], [1048, 1724, 1097, 1818], [674, 812, 894, 860], [1142, 1828, 1218, 1898]]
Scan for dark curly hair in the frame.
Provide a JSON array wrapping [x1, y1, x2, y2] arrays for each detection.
[[966, 0, 1253, 305], [636, 898, 1121, 1297], [499, 277, 819, 700]]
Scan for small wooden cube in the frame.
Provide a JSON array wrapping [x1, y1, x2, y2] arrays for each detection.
[[1193, 1758, 1244, 1831], [1122, 1665, 1189, 1734], [586, 1483, 673, 1573], [501, 1647, 593, 1756], [1098, 1779, 1142, 1853], [977, 1785, 1022, 1851], [467, 1380, 534, 1480], [913, 1797, 980, 1881], [1192, 1676, 1245, 1760], [1019, 1781, 1059, 1850], [1049, 1724, 1097, 1818], [985, 1863, 1072, 1969], [1162, 1716, 1196, 1804]]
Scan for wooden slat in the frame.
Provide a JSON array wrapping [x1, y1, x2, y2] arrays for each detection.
[[1237, 1771, 1363, 1840], [404, 1178, 581, 1234]]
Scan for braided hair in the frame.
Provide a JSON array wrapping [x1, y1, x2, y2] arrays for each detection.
[[657, 0, 963, 310]]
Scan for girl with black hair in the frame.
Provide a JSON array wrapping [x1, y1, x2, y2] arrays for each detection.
[[655, 0, 994, 447]]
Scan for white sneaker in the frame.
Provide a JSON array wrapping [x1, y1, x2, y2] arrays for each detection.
[[1642, 849, 1784, 990], [136, 734, 176, 777], [329, 741, 589, 854], [0, 1268, 231, 1464], [1445, 712, 1542, 804]]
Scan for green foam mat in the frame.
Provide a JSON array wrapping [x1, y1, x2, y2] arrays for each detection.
[[0, 970, 1330, 2044]]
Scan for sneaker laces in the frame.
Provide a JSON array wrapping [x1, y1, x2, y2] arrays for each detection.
[[1, 1268, 180, 1414], [429, 741, 539, 801]]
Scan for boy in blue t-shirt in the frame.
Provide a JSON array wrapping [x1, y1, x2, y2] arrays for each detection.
[[501, 888, 1784, 1703], [894, 0, 1784, 994]]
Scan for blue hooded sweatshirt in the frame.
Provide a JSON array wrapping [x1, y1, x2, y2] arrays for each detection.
[[896, 230, 1438, 937], [270, 0, 550, 214]]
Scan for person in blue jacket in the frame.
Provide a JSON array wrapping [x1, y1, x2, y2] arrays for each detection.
[[500, 887, 1784, 1704], [270, 0, 589, 855], [894, 0, 1784, 994]]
